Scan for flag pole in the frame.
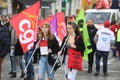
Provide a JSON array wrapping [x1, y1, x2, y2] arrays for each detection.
[[50, 35, 69, 74], [23, 40, 41, 74]]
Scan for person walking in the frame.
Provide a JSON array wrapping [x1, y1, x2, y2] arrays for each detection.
[[24, 49, 35, 80], [87, 19, 98, 73], [110, 20, 120, 57], [36, 23, 59, 80], [115, 20, 120, 59], [58, 22, 85, 80], [94, 20, 115, 76], [9, 27, 25, 78], [0, 15, 11, 80]]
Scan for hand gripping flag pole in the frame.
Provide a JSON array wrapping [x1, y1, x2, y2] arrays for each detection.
[[50, 35, 69, 74], [23, 40, 41, 74]]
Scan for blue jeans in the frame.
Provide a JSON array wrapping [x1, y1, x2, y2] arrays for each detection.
[[24, 49, 34, 78], [95, 50, 109, 73], [38, 56, 55, 80], [10, 55, 25, 72]]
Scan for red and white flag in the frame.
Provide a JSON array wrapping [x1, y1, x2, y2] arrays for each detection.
[[96, 0, 110, 9], [103, 0, 110, 9], [87, 0, 91, 6], [96, 0, 103, 9], [10, 1, 40, 53]]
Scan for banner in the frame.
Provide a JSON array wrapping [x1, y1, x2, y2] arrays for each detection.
[[76, 8, 92, 61], [87, 0, 91, 6], [50, 15, 58, 36], [96, 0, 110, 9], [39, 12, 67, 45], [10, 1, 40, 53]]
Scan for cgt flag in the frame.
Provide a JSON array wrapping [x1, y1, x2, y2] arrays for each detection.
[[10, 1, 40, 53], [76, 7, 92, 61]]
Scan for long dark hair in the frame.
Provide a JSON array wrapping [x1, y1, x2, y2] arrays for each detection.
[[67, 22, 82, 36]]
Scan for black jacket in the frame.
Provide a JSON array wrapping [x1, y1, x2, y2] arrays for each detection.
[[87, 25, 98, 51], [36, 35, 60, 65], [60, 34, 85, 64], [0, 22, 11, 58]]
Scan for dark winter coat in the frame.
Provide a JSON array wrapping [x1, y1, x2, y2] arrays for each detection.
[[87, 25, 98, 51], [0, 21, 11, 58], [36, 35, 60, 65]]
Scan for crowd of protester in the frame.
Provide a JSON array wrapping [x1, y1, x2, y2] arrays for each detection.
[[0, 14, 120, 80]]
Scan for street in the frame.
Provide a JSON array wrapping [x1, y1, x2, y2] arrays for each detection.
[[1, 51, 120, 80]]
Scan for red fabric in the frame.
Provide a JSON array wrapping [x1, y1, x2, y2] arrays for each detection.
[[96, 0, 110, 9], [110, 25, 118, 36], [87, 0, 91, 6], [39, 40, 48, 47], [96, 0, 103, 9], [10, 1, 40, 53], [68, 48, 82, 71], [118, 51, 120, 57], [103, 0, 110, 9]]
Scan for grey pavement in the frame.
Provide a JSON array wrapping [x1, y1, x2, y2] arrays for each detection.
[[1, 51, 120, 80]]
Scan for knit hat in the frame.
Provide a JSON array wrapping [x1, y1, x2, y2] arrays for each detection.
[[104, 20, 110, 27]]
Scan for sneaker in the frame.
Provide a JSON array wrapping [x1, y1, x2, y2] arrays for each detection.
[[8, 71, 13, 74], [24, 77, 29, 80], [29, 77, 34, 80], [88, 68, 92, 73], [112, 55, 118, 57], [10, 72, 16, 78], [94, 72, 99, 76], [20, 71, 25, 78], [103, 73, 108, 76]]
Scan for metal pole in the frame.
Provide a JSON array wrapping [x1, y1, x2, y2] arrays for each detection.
[[23, 40, 41, 73], [50, 35, 69, 74]]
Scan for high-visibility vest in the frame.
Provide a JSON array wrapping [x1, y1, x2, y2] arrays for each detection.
[[117, 29, 120, 42]]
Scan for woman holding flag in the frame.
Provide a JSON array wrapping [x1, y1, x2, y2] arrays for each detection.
[[58, 22, 85, 80], [36, 23, 59, 80]]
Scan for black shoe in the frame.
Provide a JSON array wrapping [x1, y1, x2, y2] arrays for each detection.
[[24, 77, 29, 80], [20, 71, 25, 78], [29, 77, 34, 80], [94, 72, 99, 76], [113, 55, 118, 57], [88, 68, 92, 73], [10, 72, 16, 78], [103, 73, 108, 76], [8, 71, 13, 74]]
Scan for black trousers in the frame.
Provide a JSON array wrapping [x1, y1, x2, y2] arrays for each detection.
[[88, 50, 96, 68]]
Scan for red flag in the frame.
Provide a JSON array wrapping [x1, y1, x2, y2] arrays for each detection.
[[39, 15, 53, 28], [57, 12, 67, 44], [103, 0, 110, 9], [87, 0, 91, 6], [96, 0, 110, 9], [39, 12, 67, 45], [96, 0, 103, 9], [10, 1, 40, 53]]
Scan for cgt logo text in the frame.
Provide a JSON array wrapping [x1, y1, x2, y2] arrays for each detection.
[[19, 19, 34, 50]]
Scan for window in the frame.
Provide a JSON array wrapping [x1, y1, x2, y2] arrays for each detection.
[[86, 12, 111, 24]]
